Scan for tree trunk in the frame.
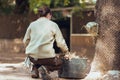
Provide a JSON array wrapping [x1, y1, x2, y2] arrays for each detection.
[[14, 0, 29, 14], [91, 0, 120, 73]]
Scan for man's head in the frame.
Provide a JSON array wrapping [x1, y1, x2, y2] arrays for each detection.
[[38, 6, 52, 19]]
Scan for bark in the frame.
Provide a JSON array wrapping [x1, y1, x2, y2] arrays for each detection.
[[91, 0, 120, 73]]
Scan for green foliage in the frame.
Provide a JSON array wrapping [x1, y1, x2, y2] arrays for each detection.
[[64, 0, 70, 6], [0, 0, 15, 14], [29, 0, 51, 14], [0, 0, 82, 15], [0, 0, 92, 20], [71, 0, 86, 16], [80, 0, 86, 8], [53, 0, 62, 7], [29, 0, 81, 13]]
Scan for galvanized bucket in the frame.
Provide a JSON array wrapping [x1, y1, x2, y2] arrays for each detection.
[[59, 58, 88, 79]]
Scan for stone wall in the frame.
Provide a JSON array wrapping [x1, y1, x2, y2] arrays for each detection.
[[0, 39, 25, 53], [0, 13, 37, 53]]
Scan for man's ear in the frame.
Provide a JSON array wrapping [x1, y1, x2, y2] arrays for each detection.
[[46, 13, 52, 19]]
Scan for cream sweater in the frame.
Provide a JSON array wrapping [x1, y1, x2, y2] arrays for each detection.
[[23, 17, 68, 59]]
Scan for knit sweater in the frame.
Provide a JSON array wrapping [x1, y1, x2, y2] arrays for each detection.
[[23, 17, 68, 59]]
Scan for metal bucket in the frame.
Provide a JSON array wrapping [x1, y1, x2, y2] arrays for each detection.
[[59, 58, 88, 79]]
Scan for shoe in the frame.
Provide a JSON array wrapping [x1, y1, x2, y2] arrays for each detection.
[[31, 66, 39, 78], [39, 66, 52, 80]]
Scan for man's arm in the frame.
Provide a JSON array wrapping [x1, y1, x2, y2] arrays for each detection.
[[54, 24, 69, 53], [23, 26, 31, 47]]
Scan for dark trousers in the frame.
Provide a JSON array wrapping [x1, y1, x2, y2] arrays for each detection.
[[29, 56, 63, 71]]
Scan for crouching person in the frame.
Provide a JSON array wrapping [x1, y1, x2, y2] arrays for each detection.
[[23, 6, 69, 79]]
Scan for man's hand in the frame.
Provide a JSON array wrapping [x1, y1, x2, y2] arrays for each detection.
[[64, 52, 71, 60]]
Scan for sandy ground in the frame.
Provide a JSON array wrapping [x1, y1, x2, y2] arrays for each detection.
[[0, 62, 84, 80], [0, 53, 57, 80], [0, 62, 60, 80], [0, 52, 84, 80]]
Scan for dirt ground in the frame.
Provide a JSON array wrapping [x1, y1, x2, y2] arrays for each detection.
[[0, 52, 25, 63], [1, 53, 120, 80], [0, 52, 84, 80]]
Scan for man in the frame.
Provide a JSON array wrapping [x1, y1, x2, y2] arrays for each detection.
[[23, 6, 69, 79]]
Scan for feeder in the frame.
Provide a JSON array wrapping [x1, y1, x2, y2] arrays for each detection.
[[59, 58, 88, 79]]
